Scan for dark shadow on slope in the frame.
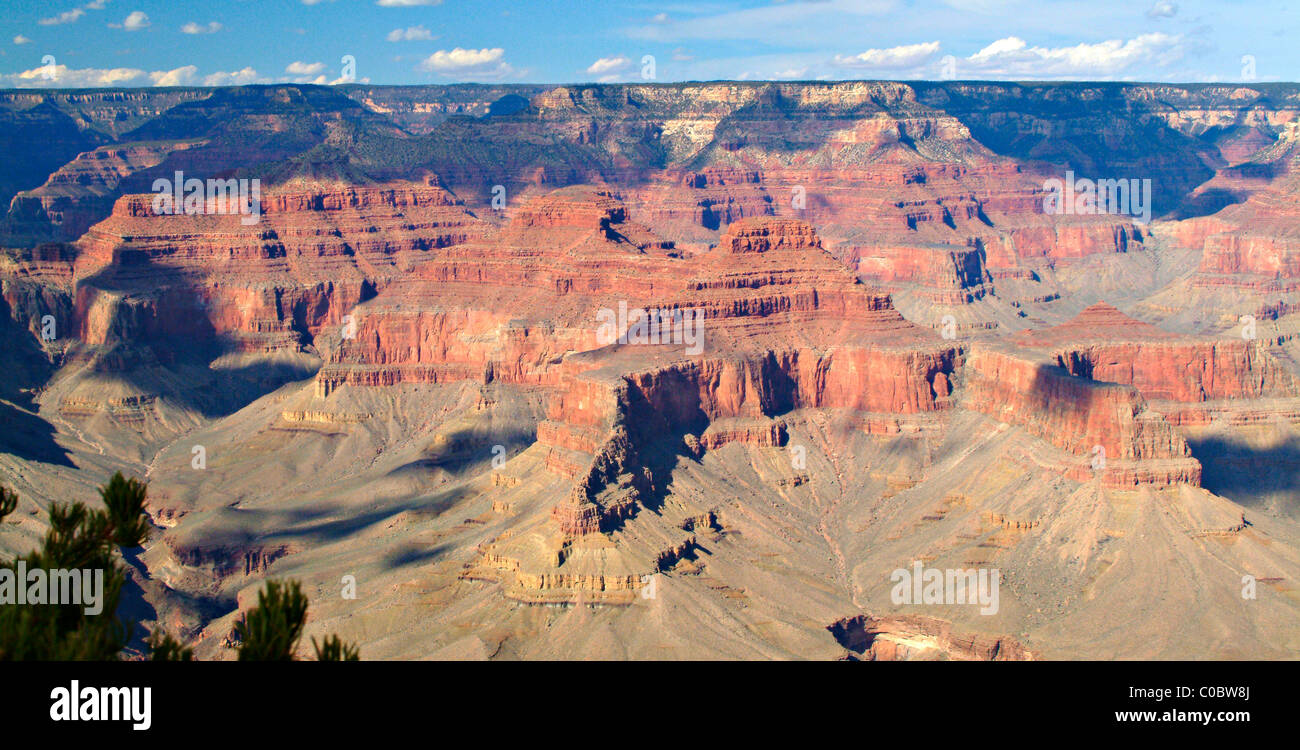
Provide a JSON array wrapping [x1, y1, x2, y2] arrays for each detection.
[[0, 401, 74, 467], [116, 545, 160, 653], [0, 99, 108, 215], [0, 292, 73, 466], [382, 543, 449, 571], [1185, 433, 1300, 515], [70, 257, 321, 420], [595, 370, 713, 527], [167, 486, 469, 583], [594, 351, 841, 532], [120, 541, 231, 652], [386, 424, 536, 479], [273, 486, 470, 545], [910, 81, 1219, 218], [1168, 188, 1247, 221], [487, 94, 530, 118]]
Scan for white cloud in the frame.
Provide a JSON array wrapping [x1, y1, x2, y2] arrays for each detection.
[[12, 65, 143, 87], [962, 33, 1185, 78], [85, 0, 109, 9], [772, 67, 811, 79], [181, 21, 222, 34], [1147, 1, 1178, 18], [203, 67, 266, 86], [386, 25, 434, 41], [833, 41, 941, 69], [0, 62, 275, 89], [39, 9, 85, 25], [586, 55, 631, 75], [285, 61, 326, 75], [150, 65, 199, 87], [13, 35, 32, 45], [113, 10, 149, 31], [419, 47, 514, 79], [1, 64, 148, 88], [970, 37, 1027, 59], [377, 0, 442, 6]]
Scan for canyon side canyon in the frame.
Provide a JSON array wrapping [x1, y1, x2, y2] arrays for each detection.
[[2, 81, 1300, 659]]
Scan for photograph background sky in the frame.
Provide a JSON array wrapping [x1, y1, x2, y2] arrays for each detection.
[[0, 0, 1295, 88]]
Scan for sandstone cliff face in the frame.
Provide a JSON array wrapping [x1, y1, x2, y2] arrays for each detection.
[[0, 247, 77, 380], [1056, 341, 1296, 402], [962, 346, 1201, 487], [843, 243, 992, 304], [617, 348, 958, 432], [997, 220, 1142, 263], [1017, 303, 1300, 403], [69, 178, 487, 354], [1199, 232, 1300, 283]]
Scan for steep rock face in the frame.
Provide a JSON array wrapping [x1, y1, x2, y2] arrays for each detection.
[[316, 206, 950, 396], [1199, 231, 1300, 284], [619, 347, 957, 430], [1016, 303, 1300, 403], [69, 178, 487, 352], [507, 187, 628, 230], [962, 345, 1200, 487], [343, 85, 551, 134], [844, 243, 990, 303], [0, 244, 78, 366], [994, 219, 1142, 264], [675, 217, 930, 347], [1057, 341, 1296, 402], [715, 216, 821, 254]]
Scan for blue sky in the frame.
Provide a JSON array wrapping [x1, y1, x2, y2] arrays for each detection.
[[0, 0, 1294, 88]]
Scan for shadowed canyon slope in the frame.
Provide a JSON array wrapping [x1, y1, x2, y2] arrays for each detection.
[[3, 81, 1300, 659]]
